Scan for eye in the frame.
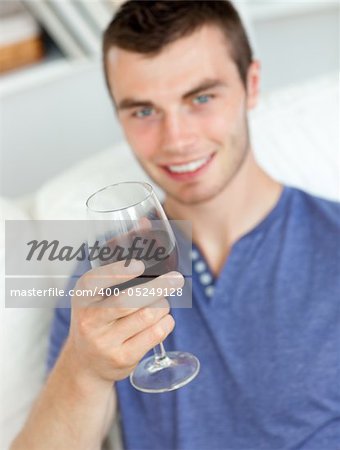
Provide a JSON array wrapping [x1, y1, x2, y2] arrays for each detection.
[[193, 94, 214, 105], [133, 107, 154, 118]]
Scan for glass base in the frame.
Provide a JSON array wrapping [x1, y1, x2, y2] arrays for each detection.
[[130, 351, 200, 393]]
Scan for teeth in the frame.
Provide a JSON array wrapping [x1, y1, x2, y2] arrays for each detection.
[[168, 156, 210, 173]]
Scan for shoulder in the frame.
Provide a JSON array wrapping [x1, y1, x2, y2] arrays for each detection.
[[282, 188, 340, 294], [288, 187, 340, 235], [282, 187, 340, 268]]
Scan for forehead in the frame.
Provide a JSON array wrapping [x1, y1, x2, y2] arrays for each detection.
[[106, 25, 239, 102]]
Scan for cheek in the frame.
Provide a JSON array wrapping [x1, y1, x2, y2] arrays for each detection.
[[200, 107, 230, 142], [121, 119, 160, 160], [207, 100, 245, 141]]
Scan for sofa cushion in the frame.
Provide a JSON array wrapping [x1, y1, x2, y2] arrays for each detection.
[[0, 197, 53, 449], [34, 141, 164, 220], [250, 72, 339, 200]]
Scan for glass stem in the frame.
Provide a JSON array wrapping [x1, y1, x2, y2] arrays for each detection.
[[153, 343, 167, 362]]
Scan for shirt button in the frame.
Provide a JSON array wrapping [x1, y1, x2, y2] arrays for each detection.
[[205, 286, 215, 298], [194, 261, 206, 273], [200, 273, 213, 285], [190, 249, 199, 260]]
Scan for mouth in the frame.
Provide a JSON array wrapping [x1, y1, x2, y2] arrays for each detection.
[[160, 152, 216, 181]]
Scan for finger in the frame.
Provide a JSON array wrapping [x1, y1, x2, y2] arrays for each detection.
[[122, 314, 175, 365], [85, 270, 183, 325], [74, 270, 182, 327], [98, 271, 184, 318], [112, 297, 170, 343], [73, 259, 145, 307]]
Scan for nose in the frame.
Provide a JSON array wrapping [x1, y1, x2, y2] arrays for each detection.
[[160, 109, 198, 155]]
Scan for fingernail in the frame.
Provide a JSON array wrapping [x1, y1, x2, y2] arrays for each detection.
[[165, 271, 185, 287], [163, 316, 175, 334]]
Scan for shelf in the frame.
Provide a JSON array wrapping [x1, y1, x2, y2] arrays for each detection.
[[0, 55, 101, 98]]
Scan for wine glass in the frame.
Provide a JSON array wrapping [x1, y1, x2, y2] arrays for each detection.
[[86, 181, 200, 393]]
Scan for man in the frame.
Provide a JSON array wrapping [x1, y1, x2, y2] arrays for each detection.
[[12, 1, 340, 449]]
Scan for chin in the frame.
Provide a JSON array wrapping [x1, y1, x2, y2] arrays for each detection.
[[165, 181, 228, 206]]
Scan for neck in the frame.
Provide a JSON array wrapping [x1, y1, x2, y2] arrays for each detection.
[[164, 150, 283, 274]]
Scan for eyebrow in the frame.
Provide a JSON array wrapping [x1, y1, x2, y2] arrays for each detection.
[[116, 78, 227, 111]]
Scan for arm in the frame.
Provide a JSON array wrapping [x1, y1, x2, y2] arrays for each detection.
[[11, 260, 182, 450], [11, 340, 116, 450]]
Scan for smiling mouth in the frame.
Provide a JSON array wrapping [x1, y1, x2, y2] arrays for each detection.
[[162, 153, 215, 174]]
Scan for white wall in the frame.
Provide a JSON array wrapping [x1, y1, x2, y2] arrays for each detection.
[[0, 61, 124, 198], [252, 5, 339, 91]]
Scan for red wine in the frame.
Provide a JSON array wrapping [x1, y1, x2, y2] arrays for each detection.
[[93, 229, 178, 290]]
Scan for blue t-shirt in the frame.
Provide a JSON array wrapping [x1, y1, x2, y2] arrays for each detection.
[[47, 186, 340, 450]]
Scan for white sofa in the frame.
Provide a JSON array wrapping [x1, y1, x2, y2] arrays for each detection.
[[0, 72, 339, 449]]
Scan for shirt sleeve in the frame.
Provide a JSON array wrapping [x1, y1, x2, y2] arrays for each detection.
[[46, 259, 91, 375]]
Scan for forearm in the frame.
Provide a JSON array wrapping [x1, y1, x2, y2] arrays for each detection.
[[11, 341, 116, 450]]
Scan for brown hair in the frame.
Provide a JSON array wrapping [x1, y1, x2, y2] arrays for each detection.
[[103, 0, 253, 90]]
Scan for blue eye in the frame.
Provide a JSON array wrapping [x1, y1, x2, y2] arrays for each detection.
[[134, 107, 154, 118], [194, 94, 212, 104]]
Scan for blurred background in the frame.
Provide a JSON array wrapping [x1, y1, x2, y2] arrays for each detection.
[[0, 4, 338, 448], [0, 0, 339, 198]]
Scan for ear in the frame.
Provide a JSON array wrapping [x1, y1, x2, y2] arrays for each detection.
[[246, 59, 261, 110]]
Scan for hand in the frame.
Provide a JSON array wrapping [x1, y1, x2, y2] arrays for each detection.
[[66, 259, 184, 384]]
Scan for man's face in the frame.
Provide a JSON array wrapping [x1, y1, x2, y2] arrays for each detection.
[[106, 25, 259, 205]]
